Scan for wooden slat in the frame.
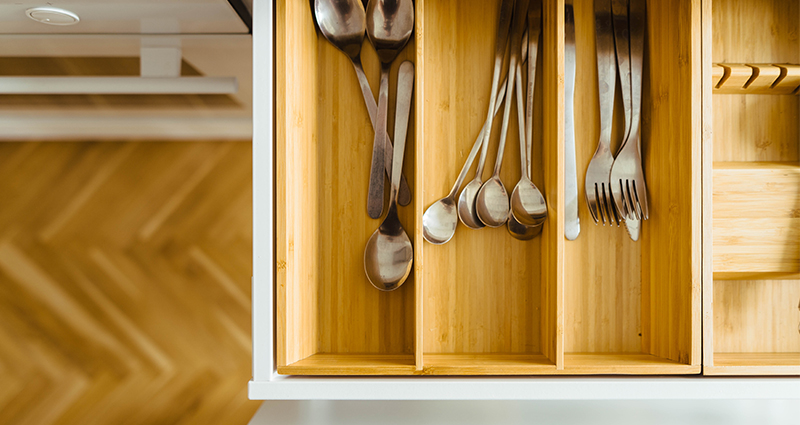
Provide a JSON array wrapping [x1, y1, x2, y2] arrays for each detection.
[[278, 354, 417, 376], [712, 162, 800, 277], [705, 353, 800, 375], [422, 354, 556, 375], [563, 353, 700, 375], [712, 63, 799, 94]]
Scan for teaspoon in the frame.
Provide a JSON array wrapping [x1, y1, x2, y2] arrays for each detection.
[[457, 0, 516, 230], [313, 0, 412, 207], [364, 61, 415, 291], [423, 30, 529, 245], [476, 0, 530, 228], [422, 78, 510, 245], [365, 0, 414, 219]]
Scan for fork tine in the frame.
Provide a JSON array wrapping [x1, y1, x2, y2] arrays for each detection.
[[637, 180, 650, 220], [631, 180, 644, 220], [601, 183, 618, 226], [623, 180, 634, 220], [597, 184, 608, 226], [626, 180, 642, 220], [587, 183, 600, 224], [614, 179, 628, 219]]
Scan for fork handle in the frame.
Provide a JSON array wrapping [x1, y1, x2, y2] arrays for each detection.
[[595, 0, 616, 151]]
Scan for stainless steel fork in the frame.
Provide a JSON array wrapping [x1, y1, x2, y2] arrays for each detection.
[[610, 0, 649, 220], [585, 0, 619, 225]]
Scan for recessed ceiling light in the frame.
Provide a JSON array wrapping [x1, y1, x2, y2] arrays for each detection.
[[26, 7, 80, 26]]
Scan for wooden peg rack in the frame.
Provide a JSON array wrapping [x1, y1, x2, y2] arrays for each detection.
[[713, 63, 800, 94]]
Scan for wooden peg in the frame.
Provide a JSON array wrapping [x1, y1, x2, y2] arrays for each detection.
[[742, 64, 782, 92], [771, 64, 800, 94]]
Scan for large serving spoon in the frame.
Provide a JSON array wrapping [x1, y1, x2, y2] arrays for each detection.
[[364, 61, 415, 291], [314, 0, 411, 207], [365, 0, 414, 219], [476, 0, 530, 228], [457, 0, 516, 230], [510, 0, 546, 227]]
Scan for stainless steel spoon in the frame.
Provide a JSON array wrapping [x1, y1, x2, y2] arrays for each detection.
[[457, 0, 515, 230], [476, 0, 530, 228], [364, 61, 415, 291], [510, 0, 546, 227], [423, 31, 529, 245], [314, 0, 412, 207], [365, 0, 414, 219], [422, 78, 510, 245]]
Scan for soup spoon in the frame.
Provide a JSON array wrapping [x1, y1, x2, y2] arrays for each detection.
[[364, 61, 415, 291]]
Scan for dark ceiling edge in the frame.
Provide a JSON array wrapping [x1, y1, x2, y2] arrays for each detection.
[[227, 0, 252, 33]]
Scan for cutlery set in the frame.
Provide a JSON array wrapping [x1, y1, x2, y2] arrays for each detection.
[[424, 0, 548, 245], [315, 0, 650, 291]]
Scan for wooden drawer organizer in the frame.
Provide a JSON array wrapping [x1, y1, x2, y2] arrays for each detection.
[[274, 0, 701, 375], [703, 0, 800, 375]]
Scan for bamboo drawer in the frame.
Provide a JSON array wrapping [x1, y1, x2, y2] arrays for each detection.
[[704, 0, 800, 375], [272, 0, 701, 376]]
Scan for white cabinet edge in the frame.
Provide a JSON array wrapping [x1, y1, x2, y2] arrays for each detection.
[[248, 377, 800, 400]]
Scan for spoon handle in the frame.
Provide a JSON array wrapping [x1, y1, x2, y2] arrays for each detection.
[[527, 0, 542, 178], [367, 63, 391, 219], [351, 56, 412, 206], [474, 0, 516, 182], [491, 0, 529, 176], [390, 61, 415, 205], [446, 76, 510, 200]]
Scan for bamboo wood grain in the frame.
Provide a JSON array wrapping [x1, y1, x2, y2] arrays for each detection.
[[276, 0, 416, 374], [706, 0, 800, 376], [702, 0, 715, 370], [713, 63, 800, 94], [712, 162, 800, 278], [419, 0, 549, 367]]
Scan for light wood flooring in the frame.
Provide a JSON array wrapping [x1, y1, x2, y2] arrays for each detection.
[[0, 141, 259, 424]]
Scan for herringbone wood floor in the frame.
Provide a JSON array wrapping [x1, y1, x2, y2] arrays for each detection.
[[0, 141, 259, 424]]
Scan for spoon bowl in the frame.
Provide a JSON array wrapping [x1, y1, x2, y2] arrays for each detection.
[[423, 197, 458, 244], [507, 213, 543, 240], [510, 179, 547, 226], [458, 180, 486, 229], [475, 176, 509, 228], [315, 0, 366, 59], [366, 0, 414, 63], [364, 208, 413, 290]]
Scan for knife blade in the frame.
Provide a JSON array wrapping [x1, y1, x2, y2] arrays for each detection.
[[564, 0, 580, 240]]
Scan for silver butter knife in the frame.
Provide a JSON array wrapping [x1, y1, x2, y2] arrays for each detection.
[[564, 0, 580, 240]]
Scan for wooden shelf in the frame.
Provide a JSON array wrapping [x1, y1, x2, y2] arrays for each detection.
[[706, 353, 800, 376], [422, 354, 556, 375], [712, 162, 800, 278], [278, 354, 417, 376], [564, 353, 700, 375]]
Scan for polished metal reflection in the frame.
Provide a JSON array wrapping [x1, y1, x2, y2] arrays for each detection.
[[364, 61, 415, 291], [507, 212, 543, 240], [609, 0, 649, 221], [458, 0, 515, 230], [422, 76, 511, 245], [564, 0, 581, 240], [510, 0, 546, 228], [476, 0, 530, 228], [584, 0, 620, 226], [364, 0, 414, 218], [314, 0, 412, 207]]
